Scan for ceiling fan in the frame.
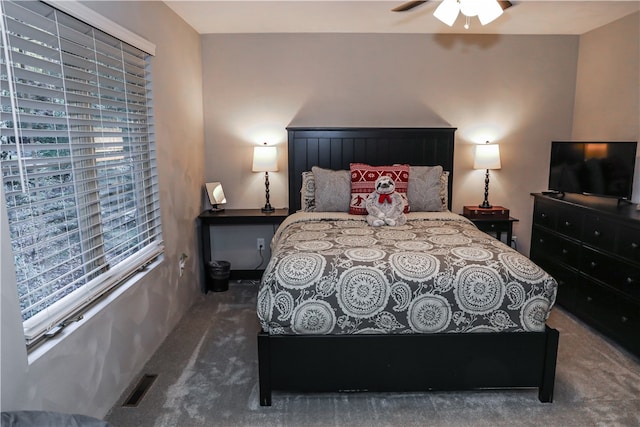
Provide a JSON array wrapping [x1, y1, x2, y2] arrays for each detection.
[[392, 0, 513, 28]]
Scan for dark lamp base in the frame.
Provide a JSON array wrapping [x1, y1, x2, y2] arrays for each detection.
[[479, 201, 493, 209], [261, 205, 275, 213]]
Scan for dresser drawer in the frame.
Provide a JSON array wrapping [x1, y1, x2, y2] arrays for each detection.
[[618, 224, 640, 264], [474, 220, 511, 234], [531, 228, 581, 267], [581, 247, 640, 300], [583, 214, 616, 252], [575, 279, 640, 355], [556, 207, 582, 239], [533, 200, 557, 229]]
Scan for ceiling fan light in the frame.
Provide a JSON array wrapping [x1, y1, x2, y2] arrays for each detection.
[[433, 0, 460, 26], [477, 0, 504, 25], [459, 0, 479, 17]]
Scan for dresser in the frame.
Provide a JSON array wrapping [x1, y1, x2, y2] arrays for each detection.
[[530, 193, 640, 356]]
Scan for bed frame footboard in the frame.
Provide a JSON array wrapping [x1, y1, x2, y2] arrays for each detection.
[[257, 326, 559, 406]]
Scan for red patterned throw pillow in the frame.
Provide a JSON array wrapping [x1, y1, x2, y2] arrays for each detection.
[[349, 163, 410, 215]]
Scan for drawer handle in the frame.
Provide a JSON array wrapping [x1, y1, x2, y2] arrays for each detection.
[[490, 224, 496, 229], [586, 296, 593, 302], [626, 277, 634, 285], [562, 249, 568, 255], [590, 261, 597, 268], [541, 213, 547, 218], [593, 230, 601, 237], [632, 242, 639, 250], [539, 238, 545, 244], [621, 316, 628, 323], [558, 280, 565, 286]]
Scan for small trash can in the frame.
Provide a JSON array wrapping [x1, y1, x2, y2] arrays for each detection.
[[207, 260, 231, 292]]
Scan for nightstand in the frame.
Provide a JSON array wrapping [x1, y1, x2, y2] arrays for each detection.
[[198, 208, 288, 292], [462, 211, 519, 246]]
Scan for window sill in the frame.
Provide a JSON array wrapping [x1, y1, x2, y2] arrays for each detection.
[[27, 256, 164, 365]]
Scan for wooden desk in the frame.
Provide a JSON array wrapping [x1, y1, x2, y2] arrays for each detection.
[[198, 209, 288, 292]]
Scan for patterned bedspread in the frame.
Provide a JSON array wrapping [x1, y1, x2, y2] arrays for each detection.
[[258, 212, 557, 335]]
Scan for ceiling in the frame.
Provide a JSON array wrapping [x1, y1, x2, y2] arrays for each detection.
[[163, 1, 640, 35]]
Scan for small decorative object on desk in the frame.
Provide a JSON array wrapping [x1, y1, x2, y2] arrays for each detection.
[[205, 181, 226, 212], [463, 205, 509, 219]]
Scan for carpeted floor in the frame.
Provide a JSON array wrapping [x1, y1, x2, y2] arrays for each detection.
[[105, 281, 640, 427]]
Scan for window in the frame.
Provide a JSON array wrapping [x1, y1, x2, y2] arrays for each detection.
[[1, 0, 162, 345]]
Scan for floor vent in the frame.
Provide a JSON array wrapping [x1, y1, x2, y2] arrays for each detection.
[[123, 374, 158, 407]]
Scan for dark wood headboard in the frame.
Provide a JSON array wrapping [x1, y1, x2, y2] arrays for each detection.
[[287, 127, 456, 214]]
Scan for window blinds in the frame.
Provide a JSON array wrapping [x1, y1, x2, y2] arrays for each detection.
[[1, 0, 163, 344]]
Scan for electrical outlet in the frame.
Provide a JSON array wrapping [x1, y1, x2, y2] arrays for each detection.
[[257, 238, 265, 251]]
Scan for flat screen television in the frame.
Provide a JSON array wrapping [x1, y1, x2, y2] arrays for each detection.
[[548, 141, 637, 200]]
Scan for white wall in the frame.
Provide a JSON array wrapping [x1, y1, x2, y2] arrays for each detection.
[[210, 225, 276, 270], [572, 12, 640, 202], [1, 1, 205, 418], [0, 185, 29, 412], [201, 33, 580, 255]]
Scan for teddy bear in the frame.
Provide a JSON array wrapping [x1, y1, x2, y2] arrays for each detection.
[[365, 175, 407, 227]]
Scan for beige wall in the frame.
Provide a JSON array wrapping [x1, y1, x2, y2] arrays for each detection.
[[1, 1, 205, 417], [572, 12, 640, 202], [202, 33, 580, 255]]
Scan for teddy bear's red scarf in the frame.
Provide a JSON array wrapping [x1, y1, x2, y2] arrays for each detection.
[[378, 194, 392, 204]]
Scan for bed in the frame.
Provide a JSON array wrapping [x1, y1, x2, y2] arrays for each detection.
[[257, 127, 559, 406]]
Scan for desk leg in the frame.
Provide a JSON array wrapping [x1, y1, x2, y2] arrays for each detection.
[[506, 227, 513, 247], [200, 220, 212, 293]]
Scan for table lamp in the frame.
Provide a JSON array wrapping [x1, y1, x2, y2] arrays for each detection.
[[252, 143, 278, 213], [474, 141, 501, 208]]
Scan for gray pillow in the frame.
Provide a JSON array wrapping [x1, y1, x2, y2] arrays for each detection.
[[311, 166, 351, 212], [407, 165, 444, 212]]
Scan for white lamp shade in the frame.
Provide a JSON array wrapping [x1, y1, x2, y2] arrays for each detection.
[[477, 0, 504, 25], [252, 145, 278, 172], [474, 144, 501, 170], [433, 0, 460, 26]]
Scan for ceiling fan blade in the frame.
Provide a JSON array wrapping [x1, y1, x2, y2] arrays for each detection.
[[391, 1, 428, 12], [393, 1, 510, 13]]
